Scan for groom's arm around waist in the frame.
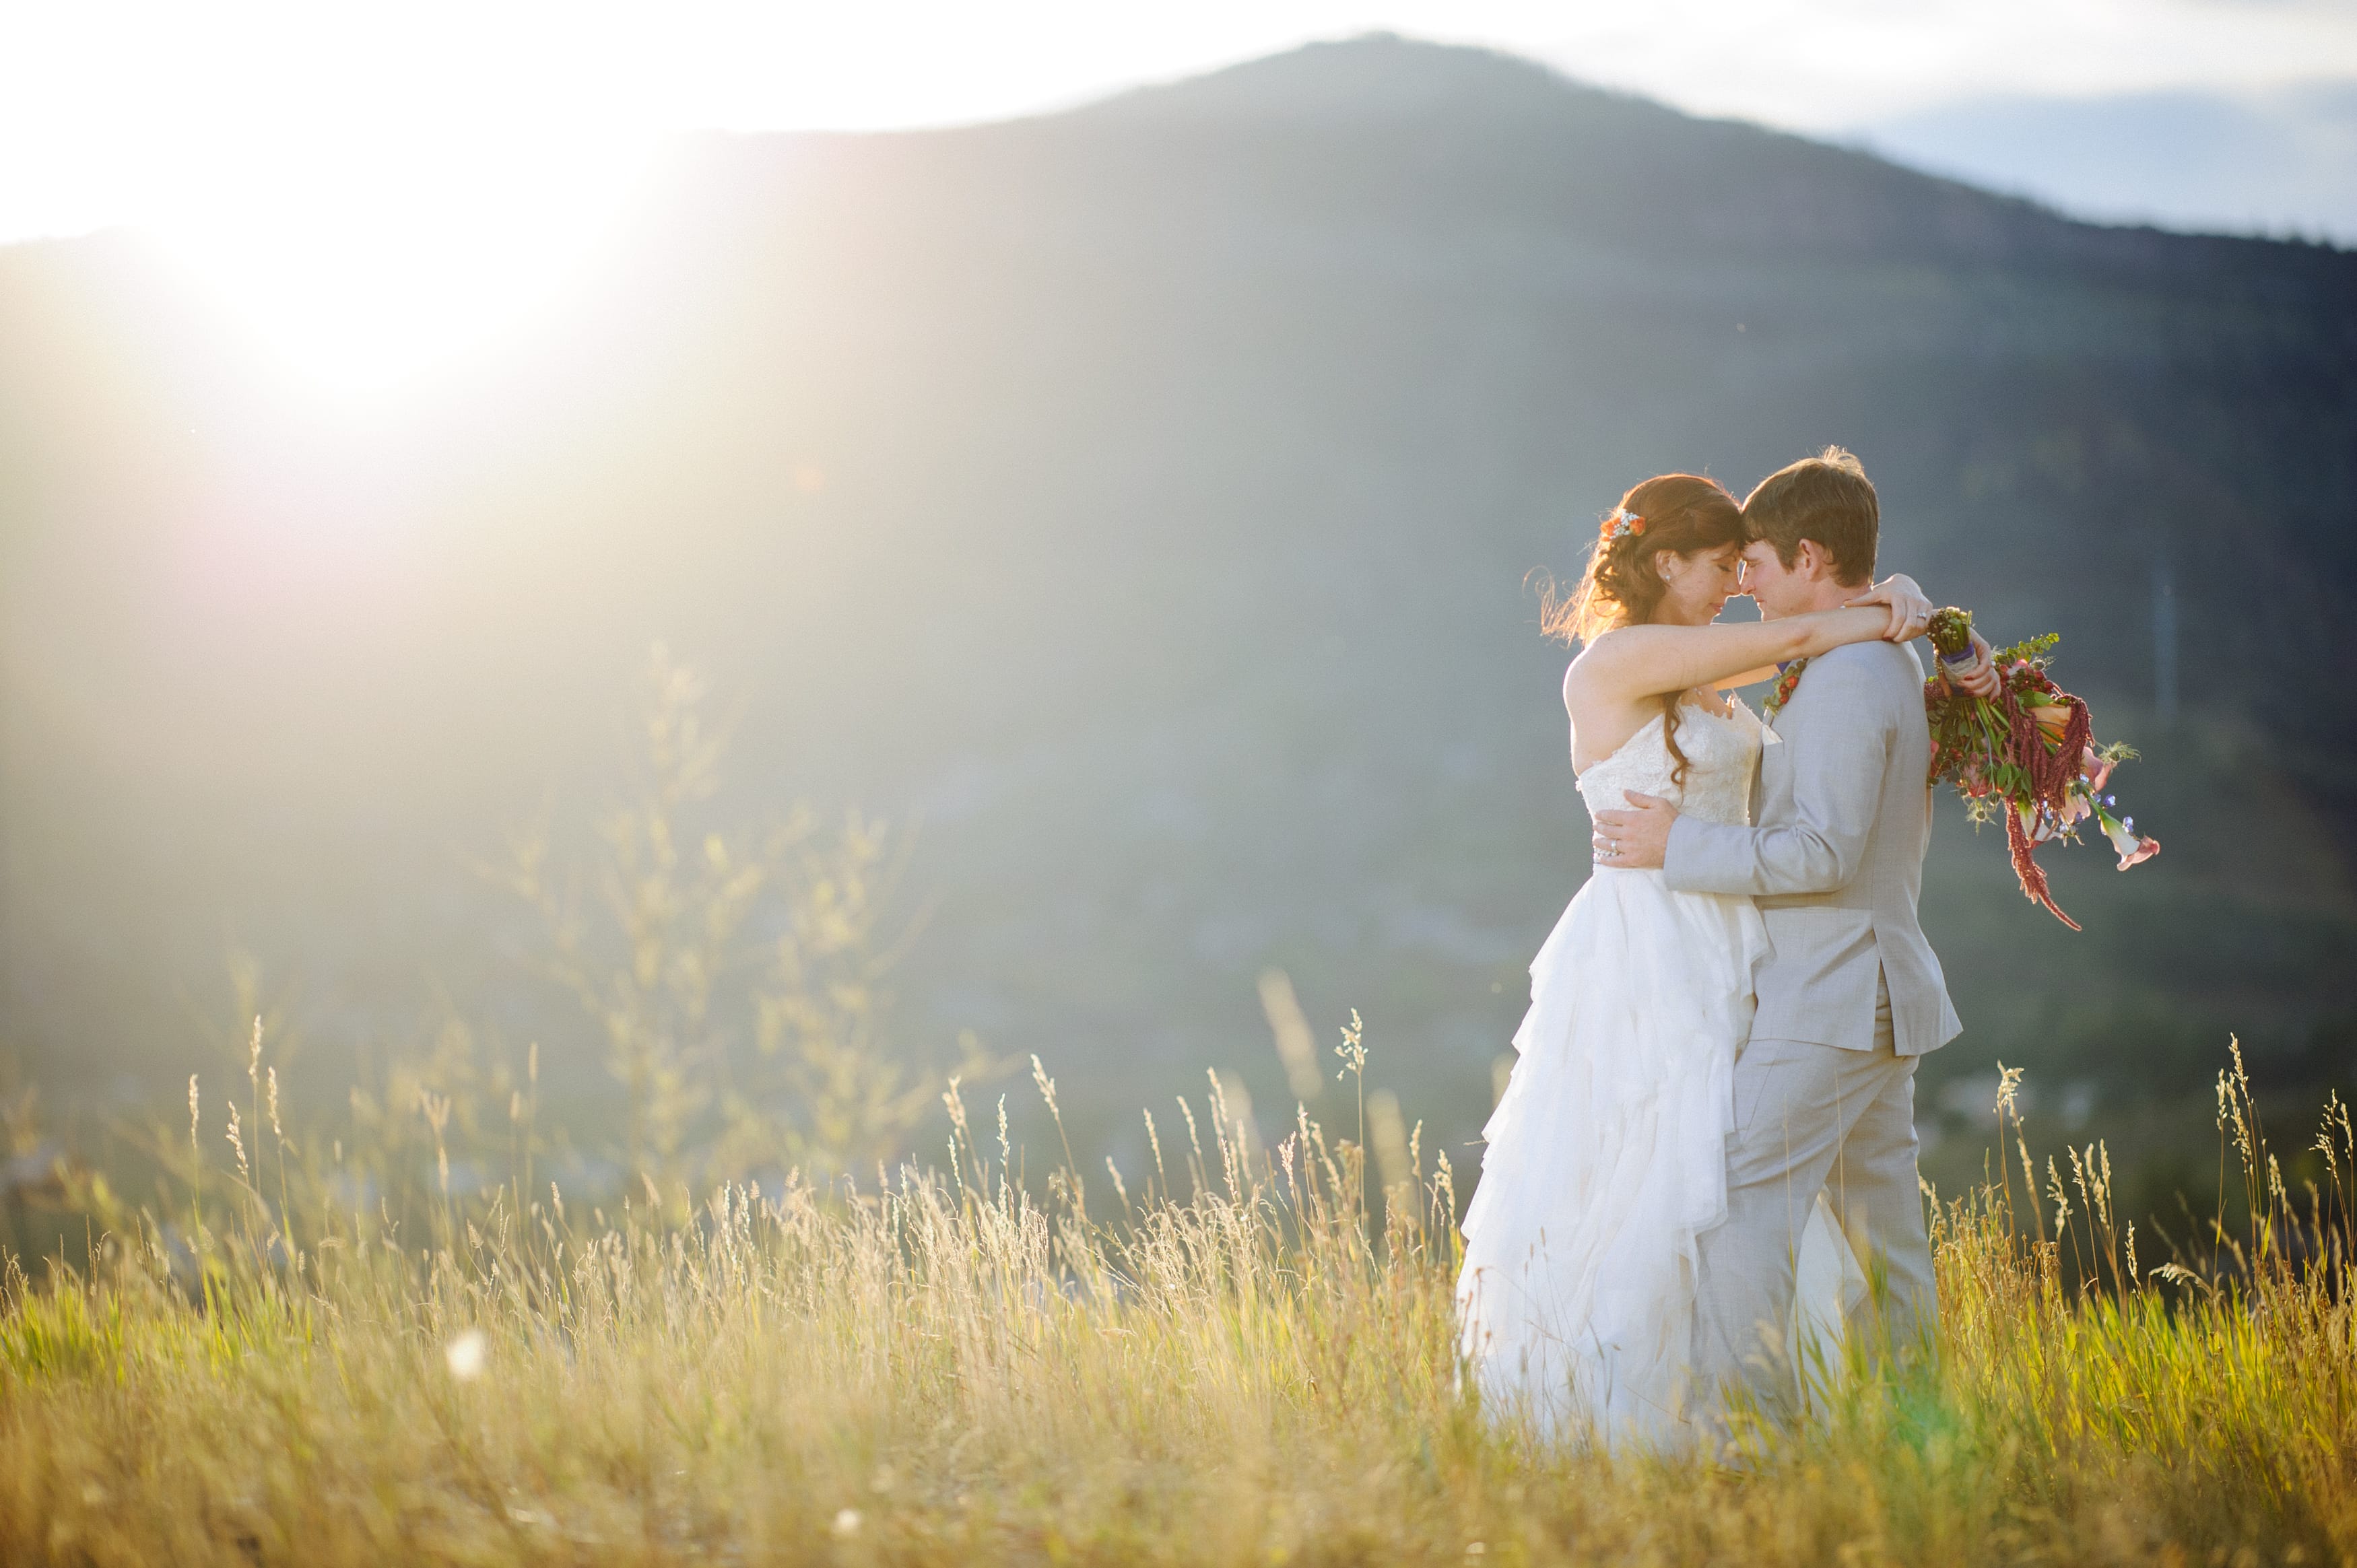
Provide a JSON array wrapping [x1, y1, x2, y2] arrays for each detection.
[[1662, 648, 1896, 898]]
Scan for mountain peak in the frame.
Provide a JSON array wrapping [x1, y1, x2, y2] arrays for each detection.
[[1077, 33, 1630, 127]]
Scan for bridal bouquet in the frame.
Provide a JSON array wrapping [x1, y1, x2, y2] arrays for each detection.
[[1924, 608, 2158, 930]]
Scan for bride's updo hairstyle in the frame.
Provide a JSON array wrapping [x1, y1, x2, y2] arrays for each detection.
[[1539, 473, 1746, 644], [1535, 473, 1746, 786]]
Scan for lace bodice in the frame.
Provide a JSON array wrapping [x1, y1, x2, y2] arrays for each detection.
[[1576, 700, 1764, 827]]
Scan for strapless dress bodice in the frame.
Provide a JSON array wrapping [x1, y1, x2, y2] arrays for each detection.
[[1576, 700, 1764, 828]]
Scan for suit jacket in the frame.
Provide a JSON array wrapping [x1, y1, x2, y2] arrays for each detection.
[[1662, 640, 1962, 1056]]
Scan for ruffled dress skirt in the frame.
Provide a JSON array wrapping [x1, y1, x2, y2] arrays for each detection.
[[1455, 864, 1768, 1448]]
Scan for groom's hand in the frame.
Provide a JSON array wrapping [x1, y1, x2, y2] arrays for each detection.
[[1591, 792, 1677, 870]]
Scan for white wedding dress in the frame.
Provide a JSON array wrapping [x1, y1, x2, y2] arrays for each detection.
[[1456, 697, 1861, 1448]]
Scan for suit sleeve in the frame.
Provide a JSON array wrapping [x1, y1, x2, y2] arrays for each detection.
[[1661, 650, 1896, 897]]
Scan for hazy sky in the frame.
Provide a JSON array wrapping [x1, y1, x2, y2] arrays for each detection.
[[9, 0, 2352, 387]]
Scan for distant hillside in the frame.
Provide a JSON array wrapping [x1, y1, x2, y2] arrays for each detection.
[[2, 35, 2353, 1167], [1859, 83, 2357, 245]]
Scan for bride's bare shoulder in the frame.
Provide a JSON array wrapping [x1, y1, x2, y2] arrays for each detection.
[[1565, 624, 1681, 689]]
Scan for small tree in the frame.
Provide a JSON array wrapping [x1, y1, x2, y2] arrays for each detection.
[[493, 646, 985, 1192]]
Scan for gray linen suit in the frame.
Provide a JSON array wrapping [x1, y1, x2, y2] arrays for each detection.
[[1662, 639, 1962, 1423]]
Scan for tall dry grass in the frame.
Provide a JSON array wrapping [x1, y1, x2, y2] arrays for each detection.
[[2, 1032, 2352, 1566]]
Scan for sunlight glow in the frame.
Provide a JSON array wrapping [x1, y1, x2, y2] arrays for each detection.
[[154, 130, 645, 395], [7, 2, 675, 397]]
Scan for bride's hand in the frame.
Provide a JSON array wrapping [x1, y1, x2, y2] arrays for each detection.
[[1847, 574, 1932, 642], [1946, 629, 2002, 699]]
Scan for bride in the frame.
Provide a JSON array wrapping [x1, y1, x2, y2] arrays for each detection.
[[1455, 473, 1933, 1447]]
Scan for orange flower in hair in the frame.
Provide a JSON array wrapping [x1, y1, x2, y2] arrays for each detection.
[[1601, 508, 1645, 541]]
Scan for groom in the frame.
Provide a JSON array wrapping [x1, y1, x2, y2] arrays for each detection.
[[1593, 448, 1991, 1430]]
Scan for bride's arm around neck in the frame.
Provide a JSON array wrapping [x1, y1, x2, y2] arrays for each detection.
[[1564, 605, 1894, 713]]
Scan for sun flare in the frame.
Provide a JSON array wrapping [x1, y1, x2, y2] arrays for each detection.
[[155, 132, 645, 395]]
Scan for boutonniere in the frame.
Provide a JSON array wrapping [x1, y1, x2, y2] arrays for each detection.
[[1762, 657, 1811, 722]]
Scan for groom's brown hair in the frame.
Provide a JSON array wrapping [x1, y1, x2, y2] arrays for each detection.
[[1743, 447, 1878, 587]]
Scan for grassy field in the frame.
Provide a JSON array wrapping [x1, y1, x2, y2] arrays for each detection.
[[3, 1044, 2352, 1567]]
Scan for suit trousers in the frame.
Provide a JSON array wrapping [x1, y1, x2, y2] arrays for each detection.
[[1690, 971, 1938, 1428]]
